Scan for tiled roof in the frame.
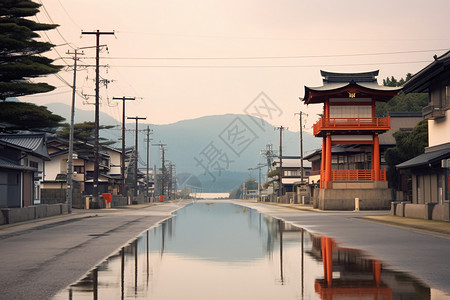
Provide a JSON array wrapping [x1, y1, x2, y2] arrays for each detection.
[[396, 147, 450, 169], [0, 157, 36, 171], [403, 50, 450, 93], [321, 70, 379, 83], [302, 70, 401, 104], [0, 133, 50, 160]]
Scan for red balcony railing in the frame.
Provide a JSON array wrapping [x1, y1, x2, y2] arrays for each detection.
[[320, 169, 386, 181], [313, 117, 390, 136]]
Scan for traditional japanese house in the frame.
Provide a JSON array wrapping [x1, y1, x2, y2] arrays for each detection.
[[302, 70, 401, 210], [396, 51, 450, 220], [0, 133, 50, 207]]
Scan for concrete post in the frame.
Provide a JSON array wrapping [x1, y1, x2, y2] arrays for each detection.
[[355, 197, 360, 211]]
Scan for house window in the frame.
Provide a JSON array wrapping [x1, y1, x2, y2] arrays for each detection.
[[284, 170, 302, 177], [29, 161, 38, 169], [74, 166, 85, 173]]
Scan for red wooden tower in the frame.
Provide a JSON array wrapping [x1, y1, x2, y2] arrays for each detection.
[[302, 71, 401, 209]]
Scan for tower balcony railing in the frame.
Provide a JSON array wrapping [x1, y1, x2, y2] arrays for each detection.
[[313, 117, 390, 136], [320, 169, 386, 181]]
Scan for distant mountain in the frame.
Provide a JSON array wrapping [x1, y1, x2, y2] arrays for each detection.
[[45, 102, 321, 192], [45, 102, 120, 126]]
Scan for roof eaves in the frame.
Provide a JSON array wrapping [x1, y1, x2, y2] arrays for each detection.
[[403, 50, 450, 93], [396, 148, 450, 169]]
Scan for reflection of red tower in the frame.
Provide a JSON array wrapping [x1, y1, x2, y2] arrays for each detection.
[[315, 235, 392, 300], [302, 71, 400, 189]]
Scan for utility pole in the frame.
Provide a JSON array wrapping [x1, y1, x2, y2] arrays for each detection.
[[295, 112, 307, 184], [161, 146, 165, 200], [275, 126, 285, 198], [168, 162, 173, 200], [127, 116, 146, 196], [248, 164, 265, 202], [152, 143, 166, 201], [66, 48, 83, 213], [113, 96, 135, 196], [145, 126, 153, 202], [81, 30, 114, 205], [260, 144, 275, 178]]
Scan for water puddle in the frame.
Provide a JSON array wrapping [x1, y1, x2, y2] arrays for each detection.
[[54, 202, 436, 299]]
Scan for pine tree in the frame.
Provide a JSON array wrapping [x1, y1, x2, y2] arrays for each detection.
[[56, 122, 116, 157], [0, 101, 64, 131], [0, 0, 61, 100], [376, 73, 428, 117]]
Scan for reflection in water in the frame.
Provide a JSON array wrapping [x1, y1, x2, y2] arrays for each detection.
[[53, 202, 438, 300]]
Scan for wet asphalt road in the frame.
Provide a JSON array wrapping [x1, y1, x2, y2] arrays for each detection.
[[239, 201, 450, 297], [1, 199, 449, 299], [0, 201, 187, 300]]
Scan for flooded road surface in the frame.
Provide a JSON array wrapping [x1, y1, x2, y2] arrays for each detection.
[[54, 201, 436, 300]]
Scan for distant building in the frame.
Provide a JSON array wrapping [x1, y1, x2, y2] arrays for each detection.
[[301, 70, 401, 210], [44, 137, 125, 199], [269, 156, 311, 203]]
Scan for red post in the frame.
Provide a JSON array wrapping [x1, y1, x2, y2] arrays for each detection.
[[321, 137, 326, 189], [373, 133, 380, 181], [325, 134, 332, 188], [321, 236, 333, 286], [373, 260, 381, 286]]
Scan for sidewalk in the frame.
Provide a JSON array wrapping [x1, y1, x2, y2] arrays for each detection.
[[0, 202, 159, 237], [360, 215, 450, 237], [256, 200, 450, 238]]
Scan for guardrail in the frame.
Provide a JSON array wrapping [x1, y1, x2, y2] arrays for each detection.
[[313, 117, 390, 136]]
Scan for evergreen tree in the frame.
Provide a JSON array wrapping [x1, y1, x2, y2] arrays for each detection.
[[385, 120, 428, 189], [0, 0, 61, 100], [0, 101, 64, 131], [376, 73, 428, 117], [57, 121, 116, 148]]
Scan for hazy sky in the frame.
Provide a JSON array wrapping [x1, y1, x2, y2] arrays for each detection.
[[24, 0, 450, 132]]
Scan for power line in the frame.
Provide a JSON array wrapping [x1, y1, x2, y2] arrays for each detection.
[[114, 31, 450, 42], [56, 0, 81, 29], [85, 48, 449, 61], [37, 0, 76, 49], [106, 60, 432, 69]]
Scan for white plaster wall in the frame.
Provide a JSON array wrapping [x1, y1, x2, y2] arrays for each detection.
[[44, 156, 66, 181], [428, 110, 450, 147], [106, 150, 121, 175]]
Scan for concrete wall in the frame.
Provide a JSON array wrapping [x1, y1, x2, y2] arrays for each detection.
[[0, 203, 68, 225], [390, 201, 449, 221], [280, 192, 295, 204], [432, 202, 450, 221], [404, 203, 431, 219], [112, 195, 128, 207], [332, 181, 389, 189], [132, 194, 146, 205], [318, 188, 393, 210], [41, 188, 66, 205]]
